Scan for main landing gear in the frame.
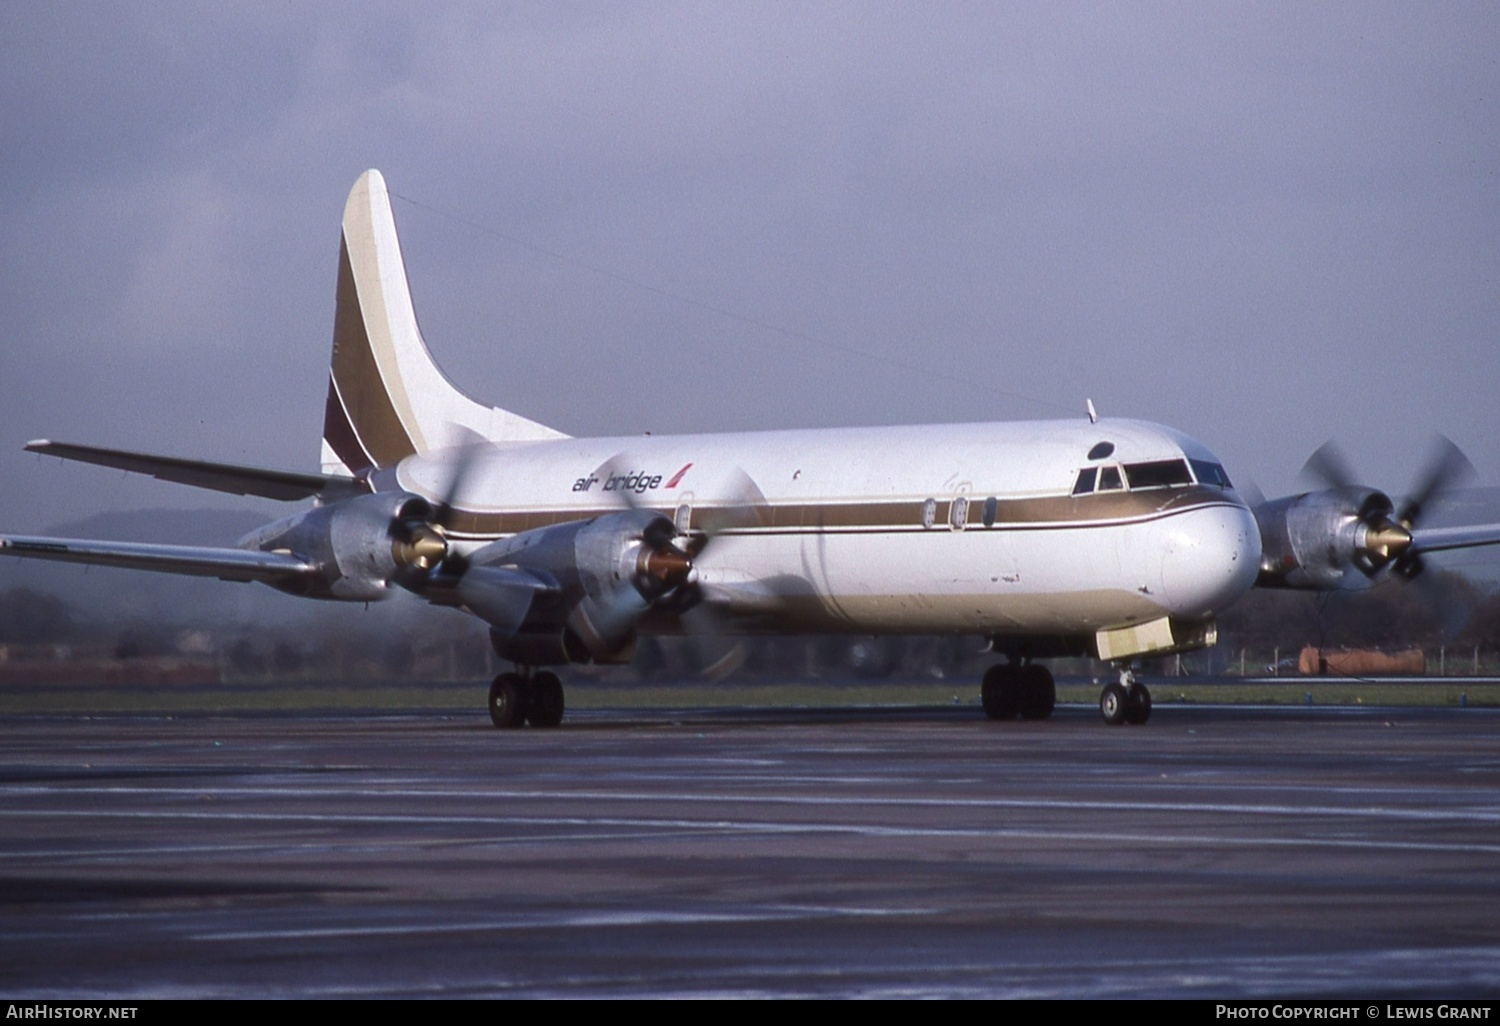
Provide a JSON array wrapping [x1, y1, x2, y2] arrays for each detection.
[[981, 662, 1056, 721], [488, 670, 566, 729], [1099, 667, 1151, 726], [981, 662, 1153, 725]]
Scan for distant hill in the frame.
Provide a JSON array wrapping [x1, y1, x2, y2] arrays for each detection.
[[46, 508, 269, 545], [2, 507, 303, 625]]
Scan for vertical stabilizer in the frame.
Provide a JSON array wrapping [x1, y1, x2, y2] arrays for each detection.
[[321, 170, 567, 477]]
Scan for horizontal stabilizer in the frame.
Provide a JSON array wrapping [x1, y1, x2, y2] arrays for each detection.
[[0, 534, 316, 584], [25, 440, 367, 502]]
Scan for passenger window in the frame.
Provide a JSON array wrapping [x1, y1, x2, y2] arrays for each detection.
[[1072, 468, 1098, 495], [949, 496, 968, 531], [982, 496, 997, 527], [921, 498, 937, 529], [1098, 466, 1123, 491]]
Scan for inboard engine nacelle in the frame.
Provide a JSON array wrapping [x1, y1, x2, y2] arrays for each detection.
[[465, 508, 693, 667], [1254, 487, 1412, 589]]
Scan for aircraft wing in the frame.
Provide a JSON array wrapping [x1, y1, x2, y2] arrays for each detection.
[[1410, 522, 1500, 554], [0, 534, 316, 585], [24, 440, 367, 502]]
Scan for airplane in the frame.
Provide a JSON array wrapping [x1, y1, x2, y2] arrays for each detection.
[[5, 169, 1499, 728]]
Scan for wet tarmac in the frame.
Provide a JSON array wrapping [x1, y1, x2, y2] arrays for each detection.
[[2, 702, 1499, 997]]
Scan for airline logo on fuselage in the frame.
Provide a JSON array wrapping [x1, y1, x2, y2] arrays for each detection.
[[572, 462, 693, 494]]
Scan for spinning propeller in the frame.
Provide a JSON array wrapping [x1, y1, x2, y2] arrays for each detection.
[[592, 456, 768, 675], [1298, 436, 1475, 582], [388, 427, 502, 574]]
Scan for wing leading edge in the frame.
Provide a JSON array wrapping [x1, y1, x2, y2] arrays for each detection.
[[0, 534, 315, 585], [1409, 523, 1500, 554]]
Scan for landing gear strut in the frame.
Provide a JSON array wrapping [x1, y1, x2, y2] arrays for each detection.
[[1099, 667, 1151, 726], [981, 662, 1055, 721], [488, 669, 567, 729]]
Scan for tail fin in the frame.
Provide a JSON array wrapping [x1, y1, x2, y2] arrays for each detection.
[[321, 169, 567, 478]]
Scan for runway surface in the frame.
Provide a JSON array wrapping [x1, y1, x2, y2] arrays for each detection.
[[2, 702, 1499, 998]]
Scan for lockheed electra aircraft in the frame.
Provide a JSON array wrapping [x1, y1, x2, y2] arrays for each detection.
[[5, 171, 1500, 728]]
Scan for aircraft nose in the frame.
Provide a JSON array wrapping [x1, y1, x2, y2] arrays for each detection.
[[1154, 500, 1261, 619]]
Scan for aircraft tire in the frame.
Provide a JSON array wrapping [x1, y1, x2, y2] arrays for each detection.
[[1018, 665, 1056, 720], [1099, 682, 1129, 726], [488, 673, 527, 729], [1124, 684, 1152, 725], [981, 665, 1022, 720], [527, 672, 565, 728]]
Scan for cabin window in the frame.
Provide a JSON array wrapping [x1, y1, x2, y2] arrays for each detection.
[[949, 496, 969, 530], [1098, 466, 1124, 491], [982, 496, 998, 527], [1190, 459, 1233, 488], [1122, 459, 1193, 490], [921, 498, 937, 529], [1072, 468, 1098, 495]]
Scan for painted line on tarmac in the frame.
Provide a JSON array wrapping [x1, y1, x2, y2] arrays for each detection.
[[195, 904, 923, 943], [7, 782, 1498, 823], [4, 807, 1500, 856]]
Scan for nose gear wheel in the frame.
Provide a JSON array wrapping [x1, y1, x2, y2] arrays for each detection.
[[1100, 670, 1151, 726]]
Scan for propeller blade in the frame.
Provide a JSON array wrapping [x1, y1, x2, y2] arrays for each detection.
[[694, 467, 769, 540], [431, 425, 492, 530], [1397, 435, 1475, 528], [679, 601, 747, 681], [1405, 569, 1479, 643], [1300, 440, 1358, 492], [1238, 476, 1268, 514]]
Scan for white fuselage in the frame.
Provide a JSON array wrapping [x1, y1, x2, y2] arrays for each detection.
[[390, 416, 1261, 638]]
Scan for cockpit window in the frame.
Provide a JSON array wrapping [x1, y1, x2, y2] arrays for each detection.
[[1123, 459, 1193, 490], [1072, 467, 1098, 495], [1097, 466, 1124, 491], [1190, 459, 1233, 488]]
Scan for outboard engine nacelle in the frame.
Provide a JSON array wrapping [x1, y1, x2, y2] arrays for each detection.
[[239, 492, 441, 601]]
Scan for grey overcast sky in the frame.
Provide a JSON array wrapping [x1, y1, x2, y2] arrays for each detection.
[[1, 3, 1497, 539]]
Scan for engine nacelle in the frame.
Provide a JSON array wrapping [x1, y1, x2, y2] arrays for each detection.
[[239, 492, 436, 601], [1254, 487, 1404, 589], [467, 509, 683, 664]]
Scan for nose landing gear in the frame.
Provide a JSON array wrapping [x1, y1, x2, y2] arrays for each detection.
[[1099, 667, 1151, 725]]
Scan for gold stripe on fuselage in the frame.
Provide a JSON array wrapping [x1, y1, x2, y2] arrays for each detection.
[[431, 485, 1238, 542]]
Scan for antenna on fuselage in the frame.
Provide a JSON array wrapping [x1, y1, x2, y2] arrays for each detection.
[[1086, 399, 1098, 424]]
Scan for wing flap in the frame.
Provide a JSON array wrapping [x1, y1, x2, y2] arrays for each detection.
[[25, 440, 366, 502], [455, 565, 554, 633], [0, 534, 316, 584]]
